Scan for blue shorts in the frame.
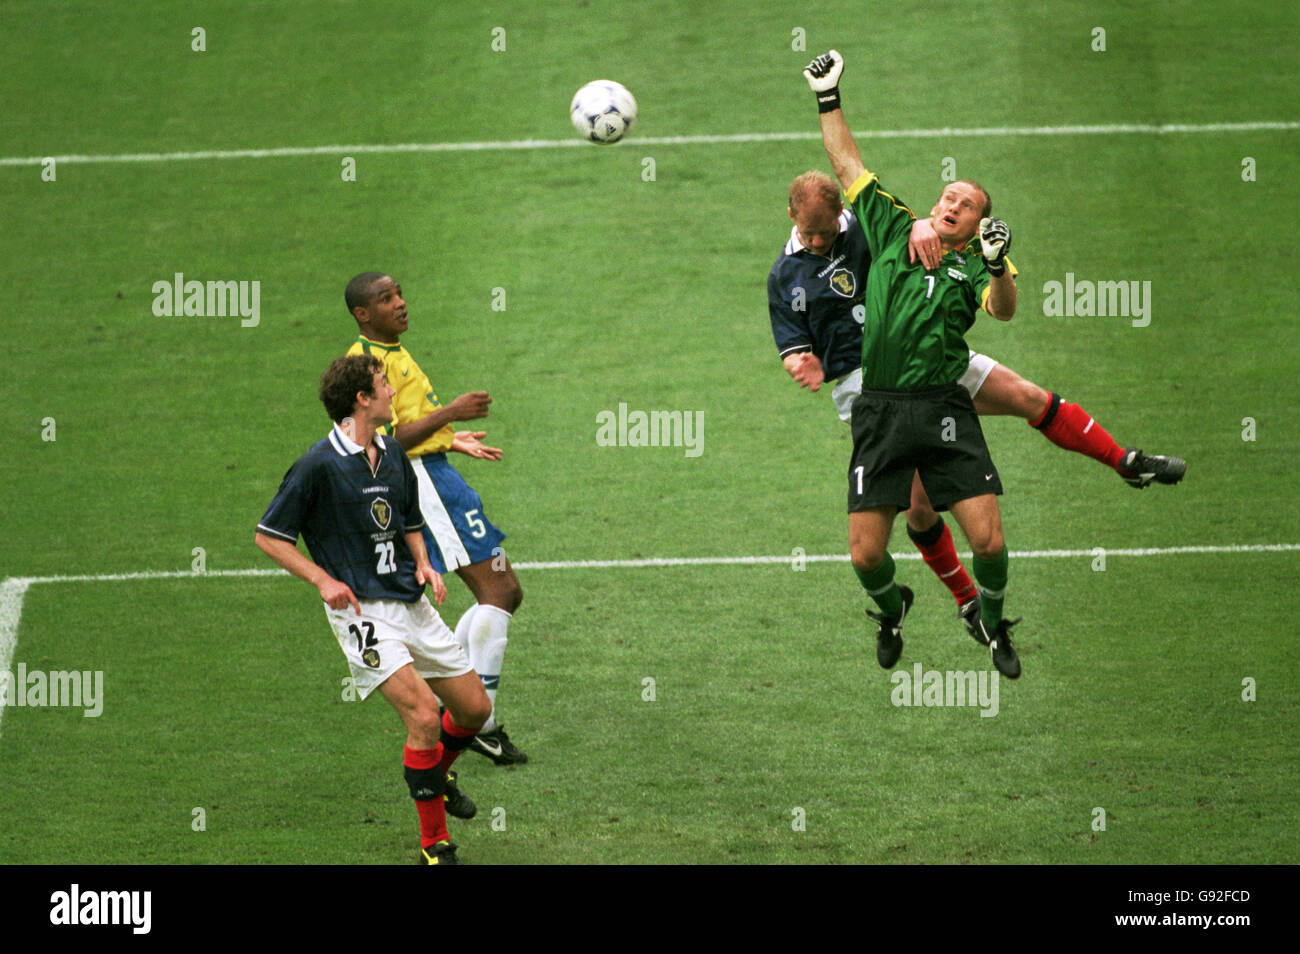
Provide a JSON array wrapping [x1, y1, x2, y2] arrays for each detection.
[[410, 453, 507, 573]]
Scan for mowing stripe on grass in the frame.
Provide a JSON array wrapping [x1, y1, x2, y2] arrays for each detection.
[[2, 121, 1296, 166], [4, 542, 1298, 732]]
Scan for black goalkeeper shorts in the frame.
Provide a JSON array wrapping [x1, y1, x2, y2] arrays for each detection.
[[847, 383, 1002, 513]]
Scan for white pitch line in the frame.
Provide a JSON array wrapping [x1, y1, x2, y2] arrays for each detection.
[[3, 542, 1298, 733], [515, 542, 1300, 568], [4, 542, 1297, 584], [2, 120, 1296, 167], [0, 578, 33, 737]]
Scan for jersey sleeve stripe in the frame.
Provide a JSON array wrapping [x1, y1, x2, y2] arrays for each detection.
[[844, 170, 875, 203], [979, 258, 1018, 315], [256, 523, 297, 542], [778, 344, 812, 357], [845, 169, 915, 219]]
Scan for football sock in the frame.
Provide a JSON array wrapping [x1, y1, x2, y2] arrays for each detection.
[[453, 604, 481, 653], [906, 517, 978, 606], [438, 710, 478, 775], [972, 546, 1009, 631], [464, 605, 511, 734], [1030, 392, 1126, 470], [854, 552, 903, 618], [404, 744, 448, 848]]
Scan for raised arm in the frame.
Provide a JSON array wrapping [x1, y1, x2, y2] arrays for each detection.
[[979, 217, 1018, 320], [985, 270, 1018, 320], [803, 51, 866, 191]]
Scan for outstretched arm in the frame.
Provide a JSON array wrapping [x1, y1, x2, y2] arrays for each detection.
[[803, 51, 866, 191], [451, 430, 503, 460]]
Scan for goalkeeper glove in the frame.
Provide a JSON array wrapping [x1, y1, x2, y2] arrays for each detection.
[[979, 217, 1012, 276], [803, 50, 844, 113]]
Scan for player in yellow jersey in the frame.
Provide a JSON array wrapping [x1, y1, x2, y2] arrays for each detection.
[[345, 272, 528, 765]]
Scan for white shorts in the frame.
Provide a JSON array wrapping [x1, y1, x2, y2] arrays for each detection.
[[957, 351, 999, 398], [324, 595, 473, 700], [831, 367, 863, 422], [833, 351, 999, 422]]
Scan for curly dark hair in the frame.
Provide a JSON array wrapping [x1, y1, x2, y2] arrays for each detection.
[[319, 353, 383, 423]]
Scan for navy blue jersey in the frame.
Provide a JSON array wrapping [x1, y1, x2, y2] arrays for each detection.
[[767, 209, 870, 381], [258, 425, 427, 602]]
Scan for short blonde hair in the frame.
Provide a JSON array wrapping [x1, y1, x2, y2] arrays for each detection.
[[955, 180, 992, 218], [788, 170, 842, 216]]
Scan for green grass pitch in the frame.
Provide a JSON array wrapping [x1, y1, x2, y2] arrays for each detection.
[[1, 0, 1298, 865]]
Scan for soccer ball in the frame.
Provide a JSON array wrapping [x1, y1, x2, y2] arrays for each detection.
[[570, 80, 637, 144]]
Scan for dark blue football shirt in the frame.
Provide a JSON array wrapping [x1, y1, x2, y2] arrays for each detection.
[[258, 425, 426, 602], [767, 208, 871, 381]]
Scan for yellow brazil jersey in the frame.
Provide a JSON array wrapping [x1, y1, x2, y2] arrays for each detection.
[[345, 335, 453, 457]]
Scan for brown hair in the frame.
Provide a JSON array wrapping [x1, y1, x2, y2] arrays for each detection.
[[319, 353, 383, 423]]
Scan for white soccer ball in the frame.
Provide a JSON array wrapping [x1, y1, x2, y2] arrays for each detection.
[[570, 80, 637, 144]]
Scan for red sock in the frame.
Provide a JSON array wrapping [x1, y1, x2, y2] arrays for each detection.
[[909, 520, 977, 606], [404, 744, 447, 848], [438, 710, 478, 774], [1031, 393, 1126, 470]]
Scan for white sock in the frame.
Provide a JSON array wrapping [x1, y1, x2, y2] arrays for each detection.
[[453, 604, 481, 654], [466, 604, 511, 733]]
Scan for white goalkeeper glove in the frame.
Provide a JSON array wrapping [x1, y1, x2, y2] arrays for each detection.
[[979, 217, 1012, 276], [803, 50, 844, 113]]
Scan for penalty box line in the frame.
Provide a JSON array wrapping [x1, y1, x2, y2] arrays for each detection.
[[3, 543, 1299, 732], [5, 542, 1300, 586]]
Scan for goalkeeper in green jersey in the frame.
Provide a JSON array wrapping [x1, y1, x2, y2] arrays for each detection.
[[802, 49, 1023, 677]]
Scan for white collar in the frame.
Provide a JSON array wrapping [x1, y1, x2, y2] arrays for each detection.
[[328, 423, 386, 457], [784, 209, 853, 256]]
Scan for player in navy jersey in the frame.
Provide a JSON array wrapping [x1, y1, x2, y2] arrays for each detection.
[[771, 167, 1186, 657], [767, 186, 874, 422], [346, 273, 527, 768], [255, 353, 491, 865]]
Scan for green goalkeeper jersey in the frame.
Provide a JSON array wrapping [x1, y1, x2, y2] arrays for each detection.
[[845, 170, 1016, 390]]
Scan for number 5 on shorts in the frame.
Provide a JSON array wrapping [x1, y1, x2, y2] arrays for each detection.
[[465, 508, 487, 539]]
